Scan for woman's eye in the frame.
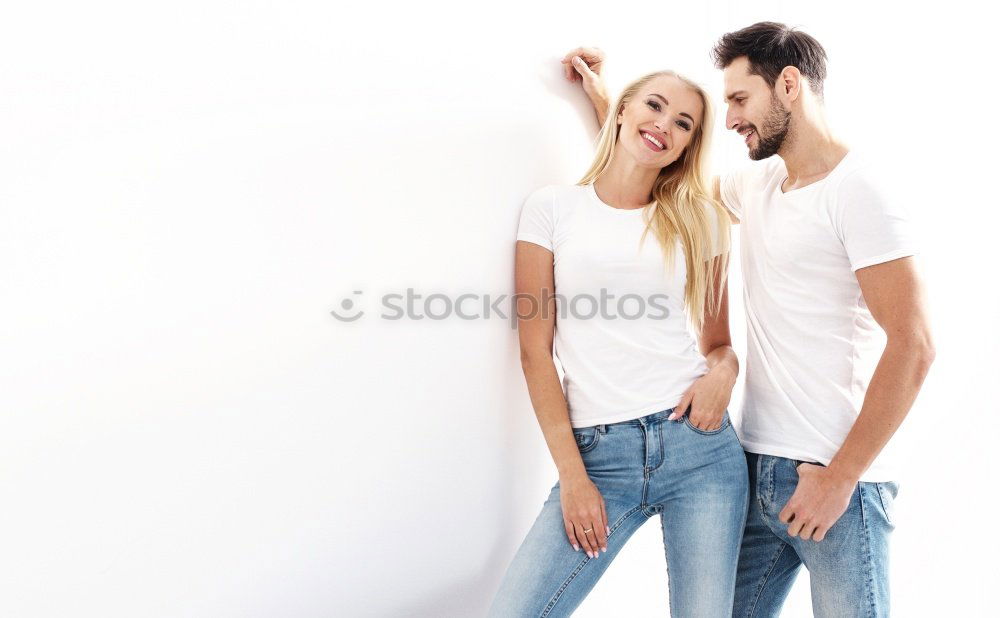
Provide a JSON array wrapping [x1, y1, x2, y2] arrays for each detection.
[[676, 121, 691, 131], [646, 100, 661, 111]]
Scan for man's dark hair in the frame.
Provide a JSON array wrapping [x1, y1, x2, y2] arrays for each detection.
[[711, 22, 828, 98]]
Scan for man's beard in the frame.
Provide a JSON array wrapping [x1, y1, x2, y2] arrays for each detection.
[[749, 94, 791, 161]]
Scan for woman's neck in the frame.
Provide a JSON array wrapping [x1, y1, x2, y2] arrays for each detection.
[[594, 152, 659, 209]]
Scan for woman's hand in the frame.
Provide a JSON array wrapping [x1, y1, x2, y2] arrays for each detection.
[[669, 364, 737, 430], [560, 47, 609, 111], [559, 474, 609, 558]]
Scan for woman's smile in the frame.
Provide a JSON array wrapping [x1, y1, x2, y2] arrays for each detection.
[[640, 129, 667, 152]]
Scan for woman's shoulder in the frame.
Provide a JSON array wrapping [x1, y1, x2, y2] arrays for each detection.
[[524, 183, 591, 212], [528, 183, 589, 198]]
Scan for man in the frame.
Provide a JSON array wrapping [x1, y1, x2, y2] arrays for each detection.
[[562, 21, 934, 617]]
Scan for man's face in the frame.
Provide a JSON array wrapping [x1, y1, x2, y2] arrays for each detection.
[[723, 57, 791, 161]]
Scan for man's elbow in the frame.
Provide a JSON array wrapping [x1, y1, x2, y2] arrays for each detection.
[[903, 328, 936, 381], [916, 337, 936, 379]]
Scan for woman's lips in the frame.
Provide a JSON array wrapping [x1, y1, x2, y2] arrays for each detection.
[[640, 131, 665, 152]]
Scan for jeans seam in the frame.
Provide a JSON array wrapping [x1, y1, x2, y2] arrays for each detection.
[[858, 483, 876, 618], [746, 540, 792, 618], [659, 514, 674, 605], [539, 504, 645, 617]]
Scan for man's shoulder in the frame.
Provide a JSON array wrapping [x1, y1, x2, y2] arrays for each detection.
[[724, 156, 784, 187], [829, 152, 888, 201]]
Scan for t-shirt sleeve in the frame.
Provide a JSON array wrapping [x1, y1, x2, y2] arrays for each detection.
[[515, 185, 556, 251], [719, 170, 745, 222], [833, 171, 918, 271]]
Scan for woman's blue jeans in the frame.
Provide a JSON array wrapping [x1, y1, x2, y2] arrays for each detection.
[[489, 407, 750, 617]]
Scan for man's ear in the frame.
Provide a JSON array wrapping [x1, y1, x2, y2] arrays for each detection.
[[778, 66, 802, 102]]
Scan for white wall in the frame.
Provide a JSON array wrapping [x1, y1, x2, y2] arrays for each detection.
[[1, 1, 996, 616]]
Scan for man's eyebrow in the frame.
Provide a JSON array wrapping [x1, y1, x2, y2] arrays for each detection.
[[725, 90, 748, 101], [647, 93, 694, 122]]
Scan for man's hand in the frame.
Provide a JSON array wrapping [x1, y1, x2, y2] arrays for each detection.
[[778, 463, 857, 542], [668, 364, 736, 430], [560, 47, 610, 124]]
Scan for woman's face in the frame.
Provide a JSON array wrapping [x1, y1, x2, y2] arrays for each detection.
[[616, 75, 704, 169]]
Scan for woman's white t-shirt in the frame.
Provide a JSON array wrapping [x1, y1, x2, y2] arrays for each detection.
[[515, 183, 723, 428]]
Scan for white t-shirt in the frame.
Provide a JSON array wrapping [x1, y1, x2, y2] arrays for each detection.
[[516, 182, 724, 428], [720, 151, 918, 482]]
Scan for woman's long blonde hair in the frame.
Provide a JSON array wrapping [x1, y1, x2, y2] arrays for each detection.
[[578, 70, 731, 333]]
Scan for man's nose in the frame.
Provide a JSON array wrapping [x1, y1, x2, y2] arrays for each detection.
[[726, 110, 740, 131]]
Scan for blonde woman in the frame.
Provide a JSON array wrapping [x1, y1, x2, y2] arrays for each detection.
[[487, 64, 748, 617]]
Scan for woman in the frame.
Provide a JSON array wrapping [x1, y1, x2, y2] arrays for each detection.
[[487, 64, 748, 617]]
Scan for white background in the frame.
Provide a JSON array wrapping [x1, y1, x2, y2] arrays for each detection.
[[1, 1, 997, 616]]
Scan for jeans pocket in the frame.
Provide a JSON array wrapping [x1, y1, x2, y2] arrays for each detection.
[[875, 481, 899, 526], [683, 410, 731, 435], [573, 426, 600, 452]]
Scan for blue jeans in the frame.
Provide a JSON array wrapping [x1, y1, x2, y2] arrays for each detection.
[[733, 452, 899, 617], [489, 407, 749, 617]]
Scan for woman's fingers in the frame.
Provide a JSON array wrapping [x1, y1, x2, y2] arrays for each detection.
[[559, 479, 611, 557], [669, 390, 693, 420], [560, 46, 604, 68], [571, 56, 595, 78], [573, 521, 599, 558], [563, 519, 581, 552], [591, 513, 608, 553], [690, 405, 725, 430], [561, 55, 576, 81], [560, 46, 605, 81], [601, 500, 610, 537], [572, 512, 608, 557]]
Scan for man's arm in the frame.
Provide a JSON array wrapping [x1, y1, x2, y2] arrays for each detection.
[[713, 176, 739, 224], [826, 256, 935, 479], [779, 256, 935, 541]]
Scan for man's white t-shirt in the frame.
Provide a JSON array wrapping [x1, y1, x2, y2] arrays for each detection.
[[720, 151, 918, 482], [516, 182, 724, 429]]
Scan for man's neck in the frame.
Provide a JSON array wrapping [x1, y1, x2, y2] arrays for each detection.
[[777, 106, 850, 190]]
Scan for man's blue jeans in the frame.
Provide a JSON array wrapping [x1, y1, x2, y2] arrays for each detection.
[[488, 407, 749, 617], [733, 452, 899, 617]]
